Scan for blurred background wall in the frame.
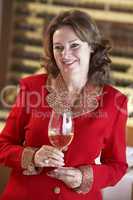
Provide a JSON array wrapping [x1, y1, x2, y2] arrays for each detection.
[[0, 0, 133, 198]]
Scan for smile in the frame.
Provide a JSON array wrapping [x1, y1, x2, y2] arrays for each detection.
[[62, 60, 76, 65]]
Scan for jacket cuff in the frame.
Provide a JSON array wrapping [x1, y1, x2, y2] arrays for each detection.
[[21, 147, 42, 175], [74, 165, 93, 194]]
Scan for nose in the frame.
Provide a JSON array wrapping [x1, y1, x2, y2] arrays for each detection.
[[61, 47, 72, 59]]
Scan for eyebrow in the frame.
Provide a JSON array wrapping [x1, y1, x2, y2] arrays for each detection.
[[69, 39, 79, 43], [53, 39, 79, 45]]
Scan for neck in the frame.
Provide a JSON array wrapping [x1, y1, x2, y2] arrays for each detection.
[[63, 75, 88, 95]]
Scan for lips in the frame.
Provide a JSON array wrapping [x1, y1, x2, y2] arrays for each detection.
[[63, 60, 75, 64], [62, 60, 77, 67]]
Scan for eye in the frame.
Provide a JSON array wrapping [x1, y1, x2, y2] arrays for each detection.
[[70, 43, 80, 49], [53, 45, 64, 52]]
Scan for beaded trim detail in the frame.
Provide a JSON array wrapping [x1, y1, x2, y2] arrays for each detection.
[[74, 165, 93, 194], [46, 74, 103, 118], [21, 147, 42, 175]]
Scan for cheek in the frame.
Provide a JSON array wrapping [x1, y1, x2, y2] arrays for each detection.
[[82, 50, 91, 62], [53, 53, 60, 64], [53, 51, 57, 61], [53, 53, 63, 71]]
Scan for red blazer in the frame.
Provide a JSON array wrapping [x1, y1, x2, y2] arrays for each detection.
[[0, 74, 128, 200]]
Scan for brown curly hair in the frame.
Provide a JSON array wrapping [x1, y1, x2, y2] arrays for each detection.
[[43, 10, 111, 86]]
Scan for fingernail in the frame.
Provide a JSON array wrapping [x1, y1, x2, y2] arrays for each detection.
[[61, 163, 65, 166], [47, 172, 54, 176], [47, 171, 52, 175], [59, 161, 64, 165], [54, 169, 58, 172], [47, 173, 51, 176], [60, 152, 64, 157], [59, 158, 64, 162]]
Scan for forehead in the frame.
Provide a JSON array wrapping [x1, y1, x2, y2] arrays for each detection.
[[53, 26, 80, 43]]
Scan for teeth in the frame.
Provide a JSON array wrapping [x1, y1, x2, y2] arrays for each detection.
[[63, 61, 74, 64]]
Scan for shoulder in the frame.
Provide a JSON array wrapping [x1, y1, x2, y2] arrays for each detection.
[[103, 84, 127, 98], [103, 84, 127, 105], [19, 73, 48, 89]]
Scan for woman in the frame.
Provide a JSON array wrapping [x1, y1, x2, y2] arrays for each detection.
[[0, 10, 128, 200]]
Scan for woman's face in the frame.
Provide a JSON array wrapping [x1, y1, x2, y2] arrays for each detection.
[[53, 26, 92, 80]]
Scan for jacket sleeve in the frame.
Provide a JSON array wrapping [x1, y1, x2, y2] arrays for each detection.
[[0, 80, 30, 170], [91, 96, 128, 191]]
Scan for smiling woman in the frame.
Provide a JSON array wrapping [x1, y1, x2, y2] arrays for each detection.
[[52, 25, 91, 93], [0, 9, 128, 200], [44, 10, 111, 86]]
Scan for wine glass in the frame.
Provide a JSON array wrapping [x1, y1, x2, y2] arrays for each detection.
[[48, 110, 74, 151]]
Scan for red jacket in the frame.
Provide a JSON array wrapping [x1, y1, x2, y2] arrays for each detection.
[[0, 74, 128, 200]]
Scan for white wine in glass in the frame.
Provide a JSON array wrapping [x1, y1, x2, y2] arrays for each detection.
[[48, 111, 74, 151]]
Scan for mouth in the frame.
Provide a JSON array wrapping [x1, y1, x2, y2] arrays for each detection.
[[62, 60, 77, 68]]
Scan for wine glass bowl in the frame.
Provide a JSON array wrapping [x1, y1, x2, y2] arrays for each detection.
[[48, 111, 74, 151]]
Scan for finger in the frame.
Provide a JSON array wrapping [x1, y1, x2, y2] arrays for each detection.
[[34, 153, 64, 168], [36, 159, 64, 168], [47, 168, 82, 189], [36, 151, 64, 165], [47, 152, 64, 163], [41, 147, 64, 162], [47, 170, 64, 180], [40, 162, 47, 167], [53, 168, 76, 177], [42, 145, 64, 157], [47, 158, 65, 167], [48, 169, 74, 181], [57, 167, 75, 171]]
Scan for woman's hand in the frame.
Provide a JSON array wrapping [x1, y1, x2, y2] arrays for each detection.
[[34, 145, 64, 168], [47, 167, 82, 189]]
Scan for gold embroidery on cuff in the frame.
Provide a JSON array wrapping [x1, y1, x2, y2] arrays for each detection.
[[21, 147, 42, 175], [74, 165, 93, 194]]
